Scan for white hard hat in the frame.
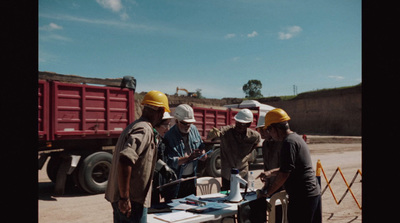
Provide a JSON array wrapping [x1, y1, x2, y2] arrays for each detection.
[[234, 108, 253, 124], [256, 113, 266, 128], [174, 104, 196, 123], [162, 112, 173, 120]]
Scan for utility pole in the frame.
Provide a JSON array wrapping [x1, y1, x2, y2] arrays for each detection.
[[293, 85, 298, 95]]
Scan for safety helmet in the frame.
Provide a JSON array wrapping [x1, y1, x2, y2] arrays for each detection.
[[162, 112, 173, 120], [174, 104, 196, 123], [141, 90, 170, 112], [234, 108, 253, 124], [263, 108, 291, 129], [256, 113, 266, 128]]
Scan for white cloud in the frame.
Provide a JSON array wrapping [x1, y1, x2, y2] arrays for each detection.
[[328, 75, 345, 80], [40, 14, 155, 31], [278, 25, 302, 40], [39, 23, 71, 42], [120, 12, 129, 21], [39, 22, 63, 31], [232, 57, 240, 61], [40, 33, 72, 42], [96, 0, 123, 12], [225, 33, 236, 39], [247, 31, 258, 38], [96, 0, 130, 20]]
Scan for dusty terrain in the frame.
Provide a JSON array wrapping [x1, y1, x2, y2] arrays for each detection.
[[39, 142, 361, 223]]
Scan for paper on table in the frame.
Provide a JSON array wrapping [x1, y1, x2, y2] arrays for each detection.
[[154, 211, 199, 222], [170, 203, 195, 211]]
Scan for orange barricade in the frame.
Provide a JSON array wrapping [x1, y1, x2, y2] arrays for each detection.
[[315, 160, 362, 210]]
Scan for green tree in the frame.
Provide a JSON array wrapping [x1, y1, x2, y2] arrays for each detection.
[[242, 79, 263, 98], [195, 88, 204, 99]]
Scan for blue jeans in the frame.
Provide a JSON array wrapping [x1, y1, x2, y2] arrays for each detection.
[[111, 201, 147, 223]]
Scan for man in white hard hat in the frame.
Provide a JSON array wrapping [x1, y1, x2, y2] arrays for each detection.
[[211, 108, 261, 190], [152, 112, 177, 205], [163, 104, 207, 200]]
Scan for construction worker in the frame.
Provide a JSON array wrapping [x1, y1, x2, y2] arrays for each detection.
[[151, 112, 177, 206], [105, 90, 170, 223], [257, 108, 321, 223], [255, 113, 284, 193], [211, 108, 261, 191], [256, 113, 284, 223], [163, 104, 207, 200]]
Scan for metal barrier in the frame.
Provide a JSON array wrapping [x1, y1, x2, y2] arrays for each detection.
[[316, 160, 362, 210]]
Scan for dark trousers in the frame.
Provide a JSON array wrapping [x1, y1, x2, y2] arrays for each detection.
[[111, 201, 147, 223], [287, 195, 322, 223], [177, 176, 196, 198]]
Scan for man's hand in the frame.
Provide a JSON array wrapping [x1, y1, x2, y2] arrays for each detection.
[[189, 149, 202, 160], [199, 150, 207, 161], [256, 171, 272, 182], [118, 199, 131, 217], [160, 165, 177, 182], [178, 149, 203, 166], [118, 156, 132, 217]]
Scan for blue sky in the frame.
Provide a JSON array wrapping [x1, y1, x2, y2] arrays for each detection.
[[39, 0, 361, 99]]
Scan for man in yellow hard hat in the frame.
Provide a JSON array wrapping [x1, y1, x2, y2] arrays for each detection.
[[105, 90, 169, 223], [255, 113, 284, 194], [256, 108, 321, 223]]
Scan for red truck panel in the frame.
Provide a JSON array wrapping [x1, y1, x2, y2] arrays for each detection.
[[192, 106, 260, 140], [193, 107, 231, 138], [39, 80, 134, 141], [38, 80, 49, 141]]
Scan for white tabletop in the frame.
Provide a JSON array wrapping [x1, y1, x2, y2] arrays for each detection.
[[147, 192, 261, 223]]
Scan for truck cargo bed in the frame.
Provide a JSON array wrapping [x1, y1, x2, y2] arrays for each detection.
[[38, 79, 135, 150]]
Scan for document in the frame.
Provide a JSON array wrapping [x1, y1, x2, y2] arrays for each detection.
[[154, 211, 199, 222]]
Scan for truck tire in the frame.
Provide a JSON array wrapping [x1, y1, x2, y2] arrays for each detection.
[[46, 155, 61, 183], [78, 151, 112, 194], [205, 147, 221, 177], [46, 154, 76, 188]]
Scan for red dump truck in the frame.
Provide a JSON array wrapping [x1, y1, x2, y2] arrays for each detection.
[[38, 72, 136, 194], [38, 72, 275, 194]]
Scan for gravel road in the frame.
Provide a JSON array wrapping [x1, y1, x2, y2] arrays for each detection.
[[39, 143, 361, 223]]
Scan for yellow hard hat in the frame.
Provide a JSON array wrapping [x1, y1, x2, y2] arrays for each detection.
[[263, 108, 291, 129], [141, 90, 170, 112]]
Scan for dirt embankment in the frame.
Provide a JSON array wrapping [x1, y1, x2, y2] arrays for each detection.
[[260, 85, 361, 136], [135, 84, 361, 136]]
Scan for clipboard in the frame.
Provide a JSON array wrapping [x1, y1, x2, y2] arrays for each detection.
[[192, 149, 213, 161], [156, 176, 197, 189]]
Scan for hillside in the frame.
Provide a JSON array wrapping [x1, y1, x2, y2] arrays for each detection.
[[135, 84, 361, 136]]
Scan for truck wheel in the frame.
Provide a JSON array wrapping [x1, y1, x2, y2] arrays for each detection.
[[78, 151, 112, 194], [46, 154, 76, 188], [46, 155, 61, 183], [206, 148, 221, 177]]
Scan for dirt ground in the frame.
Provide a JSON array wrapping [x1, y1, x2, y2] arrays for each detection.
[[38, 143, 362, 223]]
